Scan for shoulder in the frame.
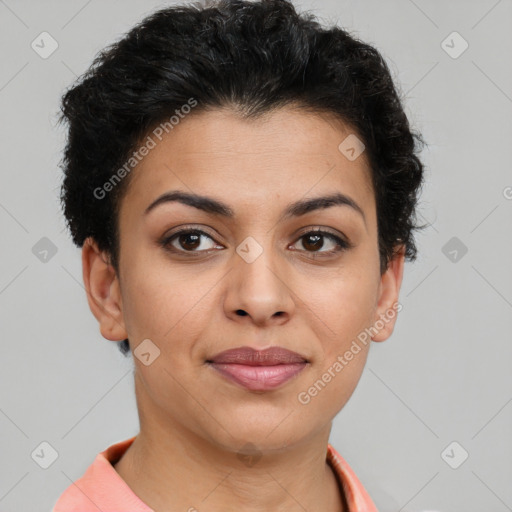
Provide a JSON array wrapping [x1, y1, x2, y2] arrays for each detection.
[[51, 436, 152, 512], [327, 443, 379, 512]]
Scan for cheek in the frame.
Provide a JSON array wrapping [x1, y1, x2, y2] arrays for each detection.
[[315, 273, 377, 402], [296, 277, 374, 415], [119, 253, 214, 350], [302, 268, 379, 346], [118, 249, 175, 339]]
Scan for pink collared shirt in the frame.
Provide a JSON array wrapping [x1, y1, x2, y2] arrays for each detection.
[[52, 436, 378, 511]]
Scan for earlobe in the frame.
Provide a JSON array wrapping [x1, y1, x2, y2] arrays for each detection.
[[371, 245, 405, 342], [82, 237, 128, 342]]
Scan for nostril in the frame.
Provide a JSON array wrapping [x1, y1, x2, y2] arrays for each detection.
[[236, 310, 248, 316]]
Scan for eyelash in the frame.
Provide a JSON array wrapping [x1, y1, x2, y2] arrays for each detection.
[[159, 226, 352, 258]]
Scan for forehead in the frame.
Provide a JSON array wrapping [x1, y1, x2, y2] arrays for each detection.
[[120, 107, 374, 219]]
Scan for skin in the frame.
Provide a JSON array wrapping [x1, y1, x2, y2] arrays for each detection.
[[82, 106, 405, 512]]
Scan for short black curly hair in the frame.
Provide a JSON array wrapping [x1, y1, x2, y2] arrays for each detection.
[[59, 0, 427, 356]]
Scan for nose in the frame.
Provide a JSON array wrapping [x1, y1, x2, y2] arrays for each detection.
[[223, 242, 295, 327]]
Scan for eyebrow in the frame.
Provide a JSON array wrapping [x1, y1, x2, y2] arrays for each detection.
[[144, 190, 366, 226]]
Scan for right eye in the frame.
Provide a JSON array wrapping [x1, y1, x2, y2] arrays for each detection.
[[159, 228, 224, 255]]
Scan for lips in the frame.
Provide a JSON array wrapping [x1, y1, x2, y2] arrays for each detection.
[[207, 346, 309, 391], [209, 346, 308, 365]]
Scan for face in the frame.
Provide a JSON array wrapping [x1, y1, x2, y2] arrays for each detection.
[[83, 107, 404, 453]]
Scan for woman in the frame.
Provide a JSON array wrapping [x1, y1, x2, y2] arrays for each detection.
[[53, 0, 425, 510]]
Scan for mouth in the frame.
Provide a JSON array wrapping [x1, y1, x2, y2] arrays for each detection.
[[206, 346, 309, 391]]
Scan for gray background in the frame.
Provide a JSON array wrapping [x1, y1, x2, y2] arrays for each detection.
[[0, 0, 511, 511]]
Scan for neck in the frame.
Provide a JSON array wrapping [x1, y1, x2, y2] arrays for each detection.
[[113, 374, 347, 512]]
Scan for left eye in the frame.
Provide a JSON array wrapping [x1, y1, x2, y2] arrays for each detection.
[[291, 230, 349, 254]]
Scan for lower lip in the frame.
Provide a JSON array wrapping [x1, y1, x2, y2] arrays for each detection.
[[208, 362, 307, 391]]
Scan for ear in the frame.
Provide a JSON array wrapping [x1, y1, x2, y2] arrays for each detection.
[[371, 245, 405, 342], [81, 237, 128, 342]]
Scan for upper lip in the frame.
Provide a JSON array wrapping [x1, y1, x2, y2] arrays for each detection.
[[208, 346, 308, 366]]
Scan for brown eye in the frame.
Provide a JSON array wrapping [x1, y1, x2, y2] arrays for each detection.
[[292, 230, 350, 255], [177, 232, 201, 251], [161, 228, 220, 254], [301, 233, 324, 251]]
